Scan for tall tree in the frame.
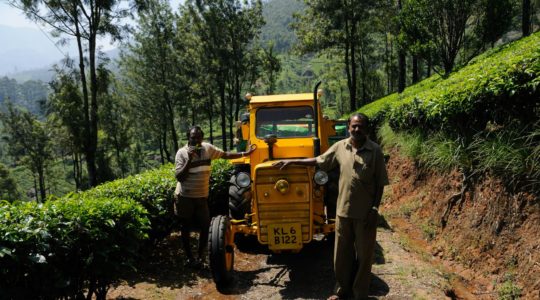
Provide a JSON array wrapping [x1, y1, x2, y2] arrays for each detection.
[[475, 0, 514, 48], [0, 103, 53, 202], [187, 0, 263, 150], [120, 0, 185, 163], [48, 66, 86, 189], [260, 42, 282, 94], [0, 163, 20, 203], [96, 65, 132, 178], [397, 0, 407, 92], [523, 0, 532, 36], [10, 0, 135, 187], [400, 0, 477, 76], [293, 0, 379, 111]]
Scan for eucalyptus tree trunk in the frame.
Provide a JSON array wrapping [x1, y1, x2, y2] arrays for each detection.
[[412, 55, 419, 83], [522, 0, 531, 36], [397, 0, 406, 93]]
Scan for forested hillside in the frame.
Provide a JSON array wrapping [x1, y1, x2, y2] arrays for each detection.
[[260, 0, 304, 53], [0, 0, 537, 201], [0, 77, 48, 115]]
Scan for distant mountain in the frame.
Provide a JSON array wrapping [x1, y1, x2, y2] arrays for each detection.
[[5, 48, 121, 83], [0, 24, 77, 75], [260, 0, 305, 53], [7, 67, 55, 83], [0, 25, 120, 82]]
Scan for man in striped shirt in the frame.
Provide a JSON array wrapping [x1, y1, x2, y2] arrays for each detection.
[[175, 125, 254, 268]]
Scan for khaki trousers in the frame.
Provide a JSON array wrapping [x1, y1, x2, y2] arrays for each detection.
[[334, 216, 377, 299]]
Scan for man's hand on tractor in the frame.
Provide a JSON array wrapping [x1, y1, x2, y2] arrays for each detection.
[[272, 160, 292, 170], [244, 144, 256, 156]]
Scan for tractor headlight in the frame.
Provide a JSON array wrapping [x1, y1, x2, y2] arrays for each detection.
[[235, 172, 251, 188], [313, 170, 329, 185]]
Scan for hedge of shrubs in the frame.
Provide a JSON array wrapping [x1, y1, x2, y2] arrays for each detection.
[[360, 31, 540, 135], [0, 197, 149, 299], [0, 159, 234, 299], [76, 164, 177, 242], [359, 32, 540, 189]]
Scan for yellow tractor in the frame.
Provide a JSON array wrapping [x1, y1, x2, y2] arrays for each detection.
[[208, 83, 347, 288]]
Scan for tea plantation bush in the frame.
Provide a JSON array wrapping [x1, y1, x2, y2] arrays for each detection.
[[360, 32, 540, 188], [76, 164, 177, 242], [0, 159, 233, 298], [0, 197, 149, 299], [360, 31, 540, 135]]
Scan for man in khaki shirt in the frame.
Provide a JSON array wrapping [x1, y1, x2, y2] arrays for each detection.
[[273, 113, 389, 299]]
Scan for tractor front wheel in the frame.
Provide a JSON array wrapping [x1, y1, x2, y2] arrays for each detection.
[[208, 215, 234, 289]]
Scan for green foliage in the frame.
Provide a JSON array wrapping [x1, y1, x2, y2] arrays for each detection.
[[77, 163, 177, 241], [0, 197, 149, 299], [497, 273, 522, 299], [361, 32, 540, 134], [208, 159, 234, 216], [0, 102, 54, 202], [0, 76, 48, 116], [73, 159, 233, 239], [524, 121, 540, 188], [474, 0, 515, 47], [0, 163, 20, 202], [419, 133, 471, 172], [210, 159, 234, 195], [470, 127, 529, 177], [260, 0, 304, 53], [120, 0, 184, 163], [0, 157, 233, 298], [401, 0, 477, 74], [378, 120, 540, 189], [378, 123, 425, 161], [421, 221, 437, 241], [360, 33, 540, 189], [292, 0, 387, 110]]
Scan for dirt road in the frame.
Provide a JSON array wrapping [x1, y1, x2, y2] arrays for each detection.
[[107, 216, 454, 300]]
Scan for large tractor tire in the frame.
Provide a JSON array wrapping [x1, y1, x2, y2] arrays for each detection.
[[208, 215, 234, 289], [229, 175, 251, 220]]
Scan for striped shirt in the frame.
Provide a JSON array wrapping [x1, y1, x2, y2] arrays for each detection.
[[174, 142, 225, 198]]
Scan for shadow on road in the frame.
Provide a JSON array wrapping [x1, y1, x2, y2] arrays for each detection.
[[110, 232, 209, 291], [111, 219, 393, 298], [228, 218, 392, 299]]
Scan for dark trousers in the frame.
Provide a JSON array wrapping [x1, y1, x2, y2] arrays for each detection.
[[175, 195, 210, 259]]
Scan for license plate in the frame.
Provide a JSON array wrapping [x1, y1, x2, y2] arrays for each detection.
[[268, 223, 302, 250]]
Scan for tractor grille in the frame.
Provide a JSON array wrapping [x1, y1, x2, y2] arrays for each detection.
[[254, 166, 312, 244]]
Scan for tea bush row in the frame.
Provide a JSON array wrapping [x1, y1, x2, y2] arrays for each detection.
[[0, 197, 149, 299], [360, 31, 540, 135], [0, 159, 233, 298]]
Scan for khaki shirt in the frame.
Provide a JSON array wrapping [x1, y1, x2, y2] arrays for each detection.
[[316, 137, 389, 220], [174, 142, 224, 198]]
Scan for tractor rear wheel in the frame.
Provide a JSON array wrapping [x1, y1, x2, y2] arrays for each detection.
[[208, 215, 234, 289], [229, 175, 250, 220]]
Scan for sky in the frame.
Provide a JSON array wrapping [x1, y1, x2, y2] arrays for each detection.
[[0, 0, 184, 51]]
